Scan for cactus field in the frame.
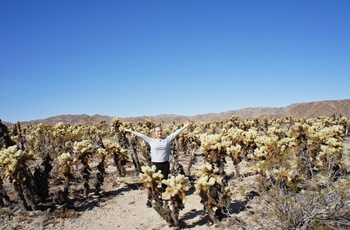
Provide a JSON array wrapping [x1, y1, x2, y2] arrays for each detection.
[[1, 115, 350, 229]]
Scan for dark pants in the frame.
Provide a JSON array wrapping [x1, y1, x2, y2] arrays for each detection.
[[148, 161, 170, 200], [153, 161, 170, 180]]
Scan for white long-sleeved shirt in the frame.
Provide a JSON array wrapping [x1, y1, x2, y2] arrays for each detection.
[[131, 126, 186, 163]]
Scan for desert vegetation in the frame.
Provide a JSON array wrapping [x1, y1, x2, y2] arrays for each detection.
[[1, 115, 350, 229]]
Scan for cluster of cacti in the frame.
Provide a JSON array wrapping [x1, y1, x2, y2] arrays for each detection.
[[139, 166, 166, 222], [199, 134, 228, 176], [139, 165, 191, 228], [0, 145, 38, 210], [0, 119, 132, 209], [253, 118, 346, 190], [162, 174, 191, 226], [192, 163, 232, 224], [74, 140, 94, 197], [128, 115, 349, 226], [181, 125, 202, 176], [139, 165, 164, 191], [162, 174, 191, 202], [95, 147, 108, 195], [104, 140, 128, 176], [57, 152, 74, 203], [126, 120, 155, 171], [33, 153, 53, 203], [0, 114, 349, 229]]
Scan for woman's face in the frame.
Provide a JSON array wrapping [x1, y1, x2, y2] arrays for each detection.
[[154, 127, 163, 139]]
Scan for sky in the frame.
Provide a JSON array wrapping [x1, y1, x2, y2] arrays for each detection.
[[1, 0, 350, 123]]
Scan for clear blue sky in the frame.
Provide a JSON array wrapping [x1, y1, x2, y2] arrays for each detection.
[[1, 0, 349, 123]]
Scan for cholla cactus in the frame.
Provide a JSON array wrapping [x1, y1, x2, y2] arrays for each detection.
[[69, 124, 85, 141], [200, 134, 229, 176], [162, 174, 191, 203], [318, 138, 343, 164], [104, 140, 128, 176], [95, 148, 108, 195], [162, 174, 191, 227], [193, 162, 213, 177], [139, 165, 163, 212], [193, 163, 216, 194], [74, 140, 94, 156], [253, 135, 279, 159], [200, 134, 226, 153], [0, 145, 37, 210], [140, 166, 192, 228], [226, 144, 242, 165], [139, 165, 164, 188], [74, 140, 94, 197], [58, 152, 73, 164], [53, 122, 68, 138], [224, 127, 258, 177], [193, 163, 232, 224], [309, 125, 344, 173], [0, 145, 34, 180], [57, 152, 74, 203]]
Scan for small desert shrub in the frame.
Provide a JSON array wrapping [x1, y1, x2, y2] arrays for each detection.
[[249, 175, 350, 230]]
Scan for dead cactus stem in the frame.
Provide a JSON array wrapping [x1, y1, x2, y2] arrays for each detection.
[[95, 154, 106, 195]]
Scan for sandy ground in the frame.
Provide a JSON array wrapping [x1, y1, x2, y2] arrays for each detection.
[[44, 175, 222, 230], [0, 155, 237, 230]]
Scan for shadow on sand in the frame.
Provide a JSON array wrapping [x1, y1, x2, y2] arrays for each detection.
[[178, 190, 259, 228], [72, 182, 143, 213], [181, 208, 211, 228]]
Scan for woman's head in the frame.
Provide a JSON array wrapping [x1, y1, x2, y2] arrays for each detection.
[[154, 126, 163, 139]]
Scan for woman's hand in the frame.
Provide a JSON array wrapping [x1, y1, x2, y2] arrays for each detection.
[[124, 128, 132, 133], [184, 121, 192, 128]]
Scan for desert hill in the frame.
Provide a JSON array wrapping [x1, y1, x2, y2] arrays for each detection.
[[3, 99, 350, 126], [286, 99, 350, 118]]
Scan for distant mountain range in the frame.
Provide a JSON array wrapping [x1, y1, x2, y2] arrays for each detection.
[[3, 99, 350, 126]]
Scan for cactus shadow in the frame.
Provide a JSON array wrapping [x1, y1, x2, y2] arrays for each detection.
[[185, 186, 195, 196], [181, 208, 211, 228], [103, 182, 142, 198], [73, 182, 142, 212], [227, 191, 259, 214], [227, 201, 247, 214]]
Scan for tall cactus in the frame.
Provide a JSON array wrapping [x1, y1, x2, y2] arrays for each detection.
[[74, 140, 94, 197], [0, 145, 38, 210]]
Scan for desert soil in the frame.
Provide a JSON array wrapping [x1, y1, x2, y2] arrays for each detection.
[[47, 176, 217, 230], [1, 165, 232, 230]]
